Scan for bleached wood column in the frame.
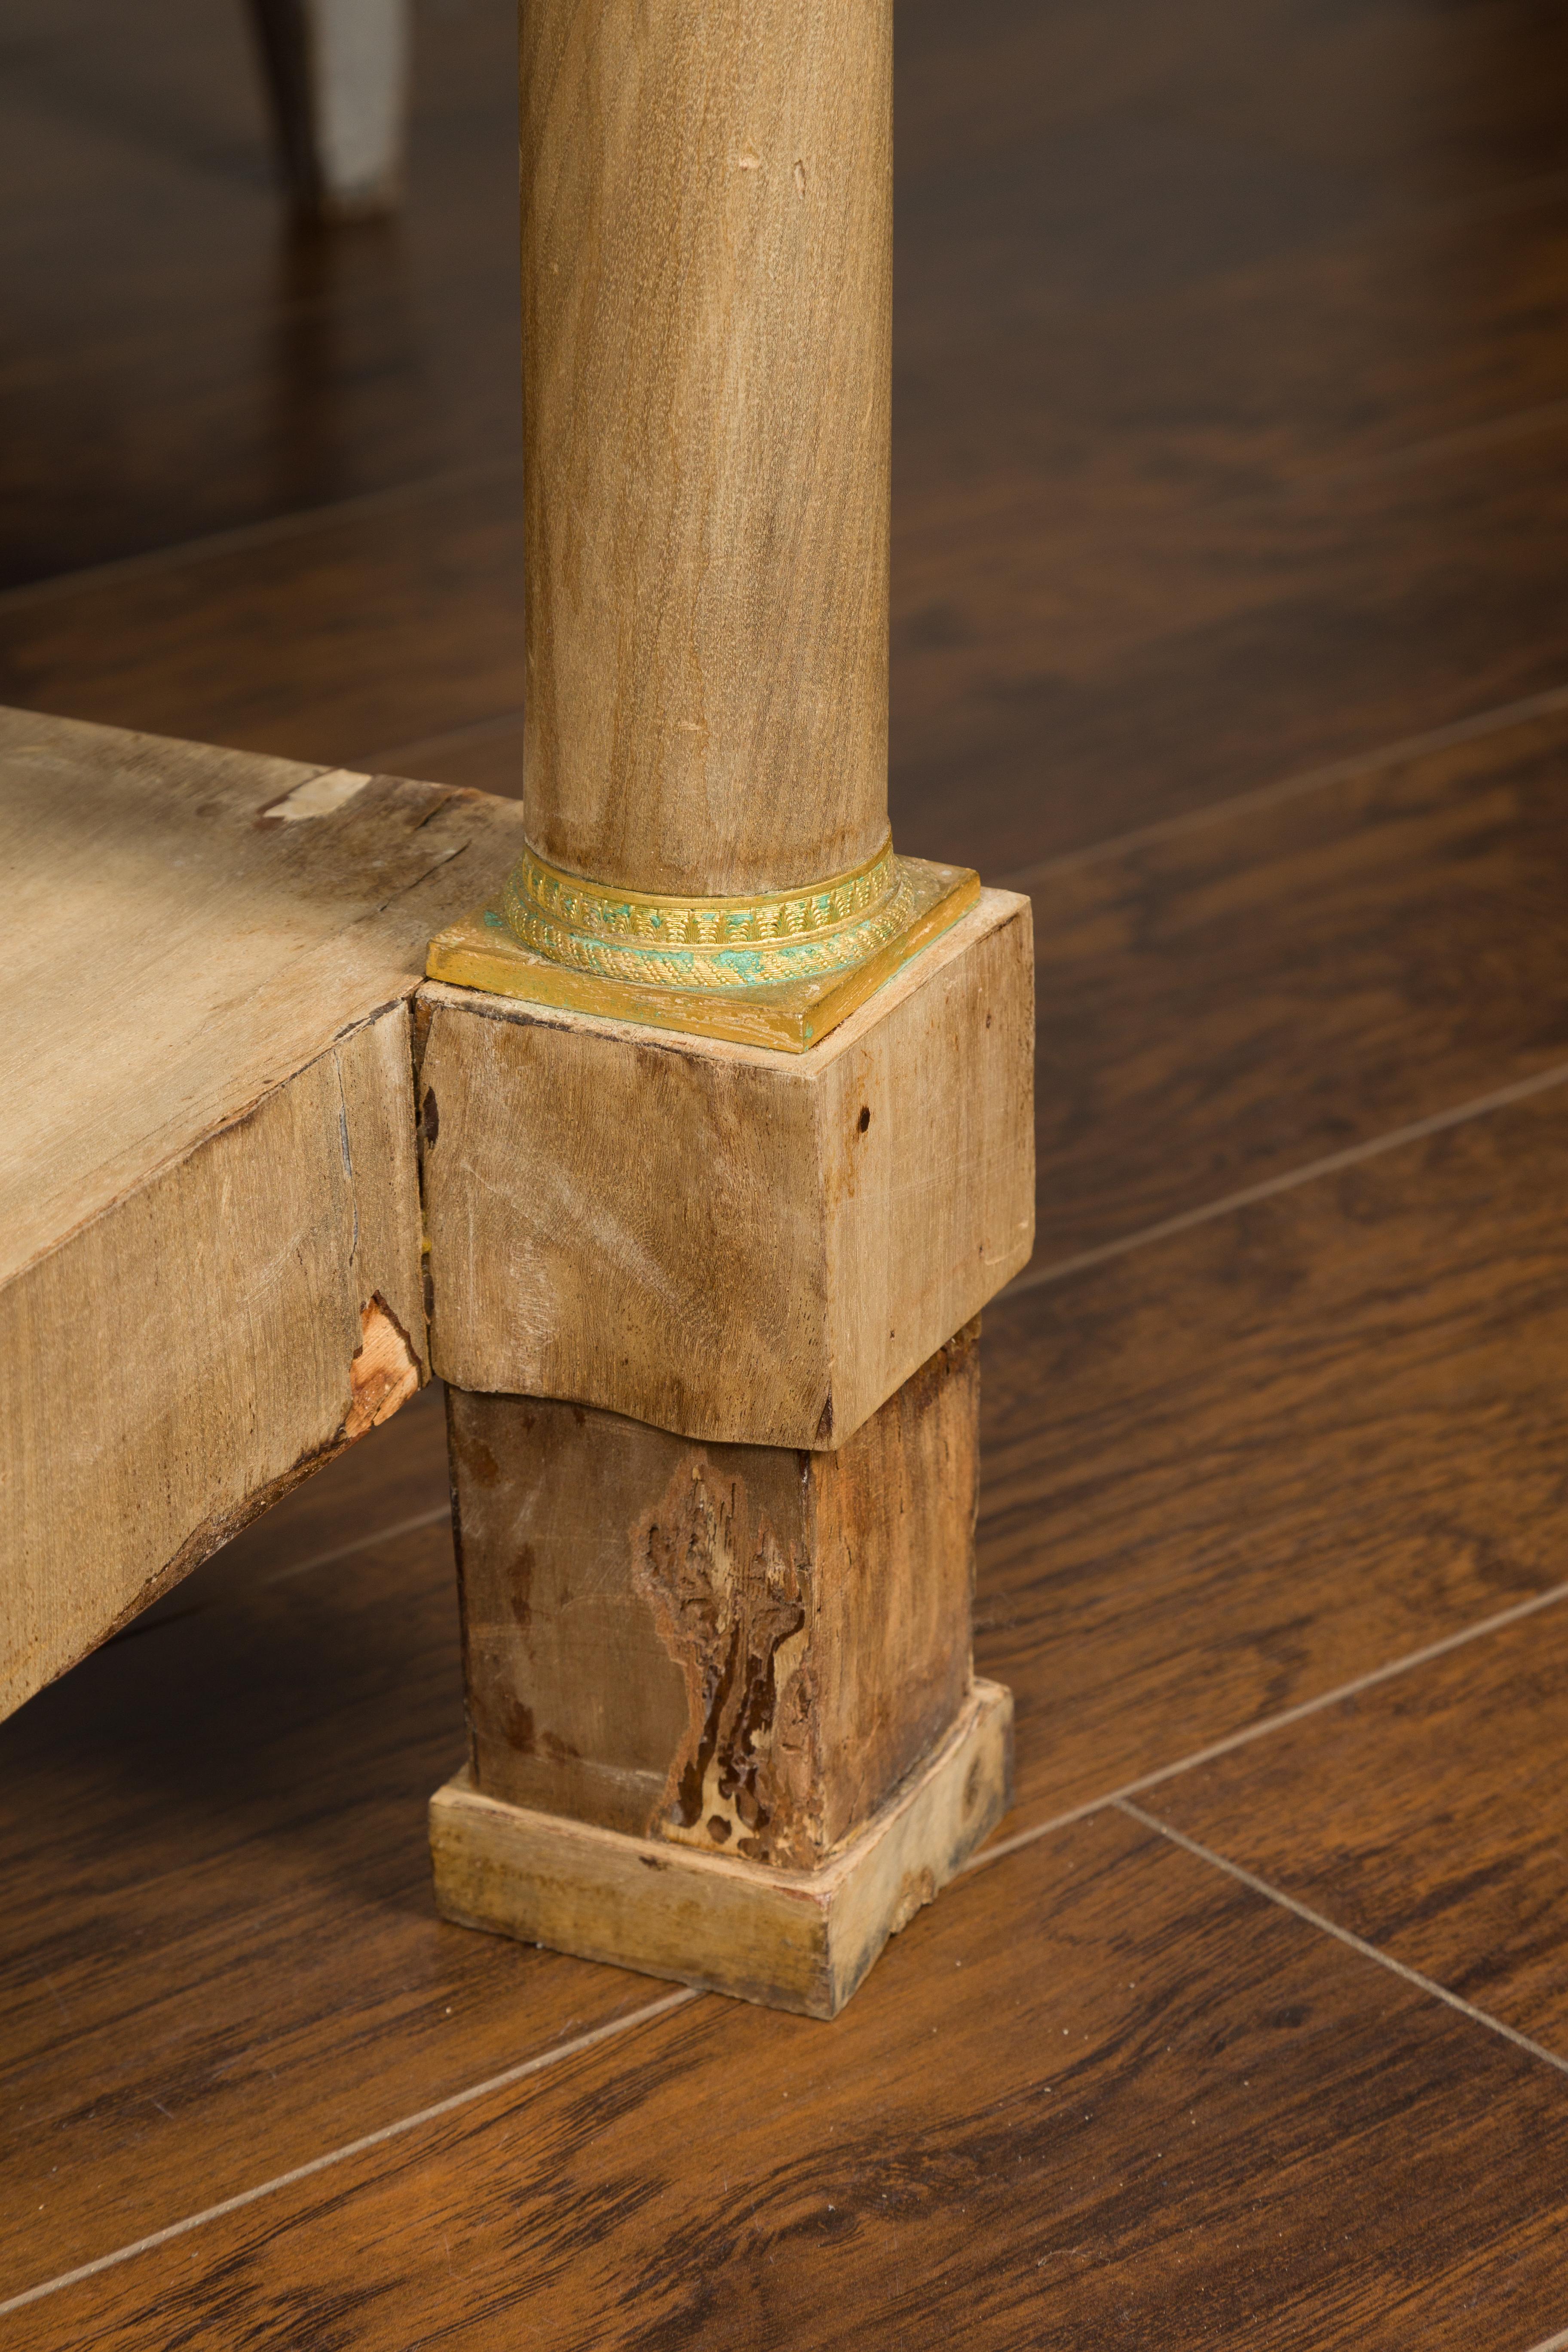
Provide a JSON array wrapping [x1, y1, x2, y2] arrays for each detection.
[[519, 0, 891, 898], [420, 0, 1034, 2018]]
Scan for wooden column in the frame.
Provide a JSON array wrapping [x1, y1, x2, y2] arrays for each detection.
[[421, 0, 1035, 2018], [519, 0, 891, 897]]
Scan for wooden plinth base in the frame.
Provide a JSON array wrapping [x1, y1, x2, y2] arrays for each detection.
[[430, 1679, 1012, 2019]]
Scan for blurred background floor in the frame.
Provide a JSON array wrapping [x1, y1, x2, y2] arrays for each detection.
[[6, 0, 1568, 2342]]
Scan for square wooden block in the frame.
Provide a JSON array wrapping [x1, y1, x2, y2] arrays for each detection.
[[417, 888, 1033, 1448]]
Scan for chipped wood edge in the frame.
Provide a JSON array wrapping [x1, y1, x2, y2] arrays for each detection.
[[429, 1679, 1013, 2018]]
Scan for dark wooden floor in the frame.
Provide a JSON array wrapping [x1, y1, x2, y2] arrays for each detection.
[[6, 0, 1568, 2341]]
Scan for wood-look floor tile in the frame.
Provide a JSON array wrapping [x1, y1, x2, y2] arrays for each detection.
[[10, 412, 1568, 895], [15, 1810, 1568, 2350], [891, 411, 1568, 873], [17, 0, 1568, 591], [0, 1390, 653, 2304], [10, 0, 1568, 2338], [0, 0, 521, 586], [10, 1004, 1560, 2304], [1026, 698, 1568, 1264], [0, 474, 526, 771], [977, 1089, 1568, 1830], [13, 0, 1568, 886], [1147, 1606, 1568, 2054], [398, 694, 1568, 1281]]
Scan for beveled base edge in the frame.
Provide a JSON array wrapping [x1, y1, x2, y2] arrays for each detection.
[[430, 1679, 1013, 2019], [423, 857, 982, 1052]]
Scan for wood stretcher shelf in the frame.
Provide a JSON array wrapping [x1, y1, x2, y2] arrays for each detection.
[[0, 704, 524, 1719]]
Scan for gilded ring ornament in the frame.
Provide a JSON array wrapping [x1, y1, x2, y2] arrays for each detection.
[[502, 837, 916, 993]]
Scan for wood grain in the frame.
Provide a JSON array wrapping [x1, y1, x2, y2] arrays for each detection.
[[450, 1326, 979, 1861], [4, 1007, 417, 1716], [0, 1391, 663, 2306], [519, 0, 891, 896], [976, 1086, 1568, 1831], [9, 0, 1568, 2334], [892, 401, 1568, 879], [888, 0, 1568, 870], [1025, 695, 1568, 1266], [419, 891, 1033, 1449], [1148, 1605, 1568, 2054], [0, 0, 522, 585], [14, 0, 1568, 894], [20, 1808, 1568, 2349], [896, 72, 1568, 508], [0, 474, 527, 776], [0, 708, 522, 1714], [16, 407, 1568, 902], [12, 0, 1568, 594]]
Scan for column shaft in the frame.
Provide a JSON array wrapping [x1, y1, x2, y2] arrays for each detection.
[[520, 0, 893, 897]]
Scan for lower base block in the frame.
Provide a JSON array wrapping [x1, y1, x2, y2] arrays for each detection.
[[430, 1679, 1013, 2019]]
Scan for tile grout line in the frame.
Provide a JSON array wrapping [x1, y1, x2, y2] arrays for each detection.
[[0, 1989, 701, 2320], [14, 680, 1565, 2309], [1002, 1056, 1568, 1297], [9, 335, 1567, 627], [0, 459, 524, 616], [220, 1061, 1568, 1592], [1282, 395, 1568, 495], [258, 1503, 452, 1587], [3, 152, 1564, 622], [13, 1580, 1568, 2312], [366, 669, 1568, 823], [962, 1575, 1568, 1875], [355, 707, 527, 774], [1116, 1798, 1568, 2081], [994, 681, 1568, 888]]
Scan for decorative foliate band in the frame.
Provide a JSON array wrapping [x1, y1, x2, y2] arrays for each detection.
[[501, 837, 915, 993]]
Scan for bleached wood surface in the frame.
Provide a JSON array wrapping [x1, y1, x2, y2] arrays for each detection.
[[419, 889, 1035, 1449], [0, 707, 523, 1717], [519, 0, 894, 897]]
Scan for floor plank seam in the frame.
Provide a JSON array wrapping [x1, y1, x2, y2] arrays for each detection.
[[12, 1579, 1568, 2310], [0, 459, 524, 618], [355, 707, 528, 776], [257, 1503, 453, 1589], [1115, 1799, 1568, 2082], [360, 673, 1568, 870], [1285, 394, 1568, 496], [1004, 1055, 1568, 1298], [0, 1989, 700, 2321], [965, 1576, 1568, 1872], [76, 1302, 1563, 2309], [12, 1572, 1565, 2319], [995, 681, 1568, 889]]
